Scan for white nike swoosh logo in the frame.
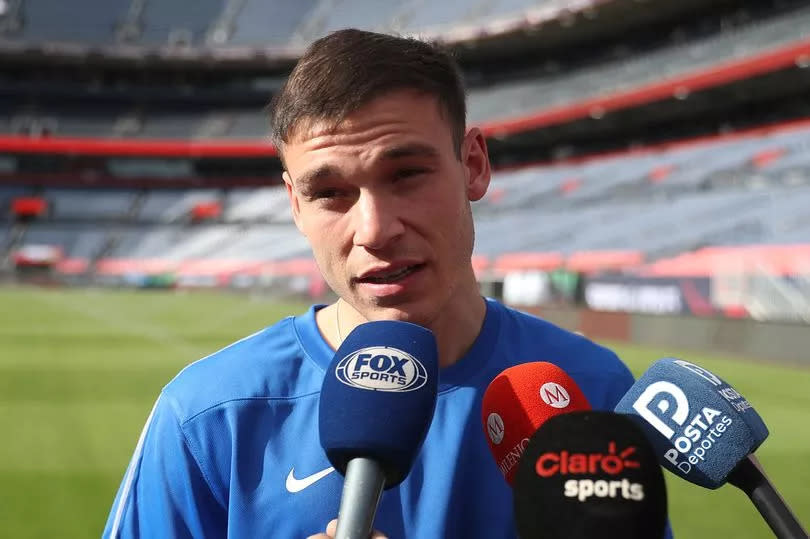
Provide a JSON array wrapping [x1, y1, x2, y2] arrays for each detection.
[[285, 466, 336, 493]]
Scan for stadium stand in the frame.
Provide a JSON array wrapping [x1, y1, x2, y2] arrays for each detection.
[[0, 0, 808, 323], [44, 189, 137, 221], [467, 4, 810, 123], [107, 157, 194, 179], [8, 120, 807, 268], [208, 224, 310, 259], [33, 102, 125, 138], [137, 111, 204, 139], [104, 226, 165, 259], [392, 1, 470, 33], [141, 224, 236, 259], [2, 2, 808, 140], [0, 0, 806, 144], [223, 187, 292, 223], [0, 186, 28, 211], [13, 0, 128, 45], [223, 111, 270, 139], [290, 0, 404, 45], [137, 0, 224, 46], [226, 0, 320, 46], [469, 123, 810, 257], [136, 190, 189, 222], [2, 0, 601, 47], [152, 189, 222, 222], [21, 223, 108, 258]]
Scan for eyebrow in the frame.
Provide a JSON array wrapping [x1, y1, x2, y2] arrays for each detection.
[[295, 165, 340, 192], [380, 143, 440, 161], [293, 143, 440, 190]]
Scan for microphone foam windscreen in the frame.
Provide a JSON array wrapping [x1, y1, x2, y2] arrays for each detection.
[[481, 362, 591, 484], [319, 320, 438, 488], [513, 411, 668, 539], [615, 357, 769, 489]]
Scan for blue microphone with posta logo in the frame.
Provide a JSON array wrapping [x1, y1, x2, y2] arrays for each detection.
[[616, 358, 807, 538], [319, 320, 438, 539]]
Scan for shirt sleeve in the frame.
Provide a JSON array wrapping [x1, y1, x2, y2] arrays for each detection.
[[102, 393, 226, 538], [603, 354, 636, 410]]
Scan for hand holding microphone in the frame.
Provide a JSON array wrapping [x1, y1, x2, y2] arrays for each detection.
[[319, 321, 439, 539], [616, 357, 808, 539], [307, 519, 388, 539]]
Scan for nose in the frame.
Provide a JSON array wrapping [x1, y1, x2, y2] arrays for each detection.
[[352, 189, 405, 250]]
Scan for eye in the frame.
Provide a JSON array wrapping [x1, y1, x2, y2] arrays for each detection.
[[312, 188, 341, 200], [394, 167, 430, 181]]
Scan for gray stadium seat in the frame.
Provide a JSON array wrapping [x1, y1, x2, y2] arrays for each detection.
[[138, 191, 189, 222], [225, 111, 268, 139], [396, 1, 475, 32], [292, 0, 402, 44], [223, 187, 291, 223], [467, 5, 810, 123], [46, 189, 137, 220], [228, 0, 319, 46], [22, 224, 108, 258], [18, 0, 129, 45], [138, 0, 224, 46], [0, 186, 30, 215], [138, 114, 202, 139], [208, 224, 309, 260]]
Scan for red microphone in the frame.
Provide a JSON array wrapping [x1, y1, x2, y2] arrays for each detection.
[[481, 362, 591, 484]]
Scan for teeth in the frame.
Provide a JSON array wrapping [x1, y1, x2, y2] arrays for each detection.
[[367, 266, 413, 283]]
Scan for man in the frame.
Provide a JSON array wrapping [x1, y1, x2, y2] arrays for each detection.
[[104, 29, 662, 538]]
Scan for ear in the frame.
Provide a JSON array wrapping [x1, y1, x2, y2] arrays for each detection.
[[462, 127, 491, 202], [283, 171, 304, 232]]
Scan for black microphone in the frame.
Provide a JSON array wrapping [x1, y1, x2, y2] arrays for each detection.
[[616, 357, 808, 539], [727, 454, 809, 539], [319, 321, 438, 539], [512, 410, 668, 539]]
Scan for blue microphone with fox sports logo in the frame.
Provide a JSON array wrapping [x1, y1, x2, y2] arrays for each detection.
[[616, 358, 807, 539], [319, 320, 438, 539]]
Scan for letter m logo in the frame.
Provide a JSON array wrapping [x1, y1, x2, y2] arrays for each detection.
[[540, 382, 571, 409]]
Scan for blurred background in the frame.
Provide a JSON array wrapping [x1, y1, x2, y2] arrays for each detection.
[[0, 0, 809, 537]]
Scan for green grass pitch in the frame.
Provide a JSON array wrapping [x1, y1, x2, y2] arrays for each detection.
[[0, 287, 807, 538]]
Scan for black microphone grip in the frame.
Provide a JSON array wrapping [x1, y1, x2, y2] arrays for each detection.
[[727, 455, 808, 539]]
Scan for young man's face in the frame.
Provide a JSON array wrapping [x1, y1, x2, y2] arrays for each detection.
[[282, 91, 491, 327]]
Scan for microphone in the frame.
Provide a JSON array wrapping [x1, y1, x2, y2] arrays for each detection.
[[616, 357, 807, 538], [513, 411, 668, 539], [319, 320, 438, 539], [481, 362, 591, 485]]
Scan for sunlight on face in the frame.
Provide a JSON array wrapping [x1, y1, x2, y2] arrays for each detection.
[[282, 91, 490, 327]]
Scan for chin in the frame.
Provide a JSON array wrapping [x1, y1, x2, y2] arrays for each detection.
[[375, 306, 435, 329]]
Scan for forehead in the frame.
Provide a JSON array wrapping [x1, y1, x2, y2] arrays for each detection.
[[282, 91, 455, 168]]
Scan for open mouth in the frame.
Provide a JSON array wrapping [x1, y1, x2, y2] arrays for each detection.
[[359, 264, 424, 285]]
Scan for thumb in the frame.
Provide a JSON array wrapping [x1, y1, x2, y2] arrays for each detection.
[[325, 519, 388, 538]]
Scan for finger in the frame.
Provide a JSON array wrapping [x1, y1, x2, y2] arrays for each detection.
[[305, 534, 330, 539], [323, 519, 387, 539]]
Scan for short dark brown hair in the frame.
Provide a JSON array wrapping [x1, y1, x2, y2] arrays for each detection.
[[269, 29, 467, 159]]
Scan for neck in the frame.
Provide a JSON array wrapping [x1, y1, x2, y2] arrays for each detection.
[[316, 281, 487, 369], [426, 292, 487, 368]]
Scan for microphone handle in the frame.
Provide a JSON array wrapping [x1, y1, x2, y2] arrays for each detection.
[[727, 455, 808, 539], [334, 457, 386, 539]]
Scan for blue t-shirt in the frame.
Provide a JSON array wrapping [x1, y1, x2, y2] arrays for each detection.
[[103, 298, 666, 538]]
